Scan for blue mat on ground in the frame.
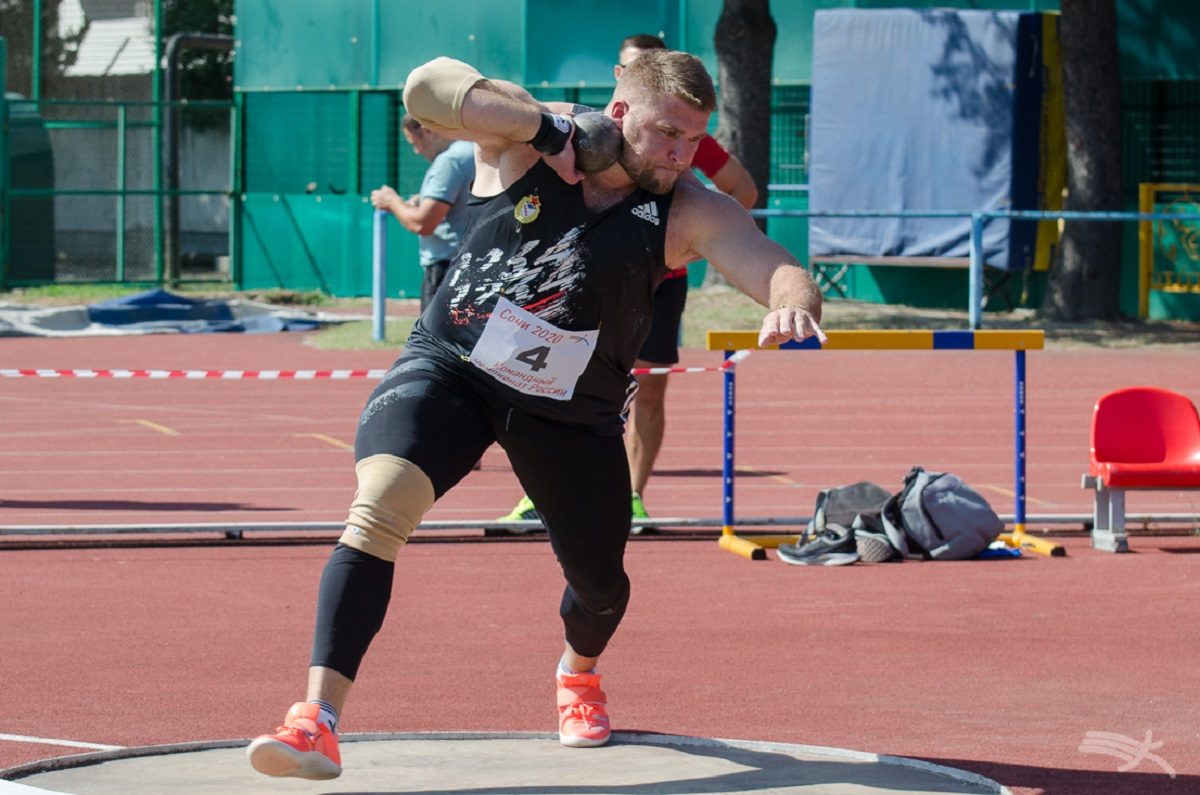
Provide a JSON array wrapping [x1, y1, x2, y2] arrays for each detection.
[[86, 289, 320, 333], [0, 289, 355, 337]]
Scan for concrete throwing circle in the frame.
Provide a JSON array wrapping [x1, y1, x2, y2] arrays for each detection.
[[2, 731, 1008, 794]]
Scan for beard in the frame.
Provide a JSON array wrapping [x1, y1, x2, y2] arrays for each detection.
[[619, 147, 679, 195]]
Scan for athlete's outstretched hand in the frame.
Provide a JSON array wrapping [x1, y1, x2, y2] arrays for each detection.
[[758, 306, 828, 348]]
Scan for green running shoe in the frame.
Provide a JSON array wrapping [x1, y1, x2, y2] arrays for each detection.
[[489, 495, 546, 535], [497, 494, 539, 523], [629, 492, 656, 535]]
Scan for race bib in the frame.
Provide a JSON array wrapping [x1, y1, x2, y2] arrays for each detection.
[[468, 297, 598, 401]]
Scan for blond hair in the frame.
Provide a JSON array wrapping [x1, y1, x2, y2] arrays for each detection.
[[615, 49, 716, 113]]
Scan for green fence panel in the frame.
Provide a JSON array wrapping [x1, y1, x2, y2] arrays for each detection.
[[233, 0, 376, 90], [377, 0, 525, 87], [6, 101, 55, 281], [0, 36, 7, 288], [239, 193, 420, 297], [524, 0, 679, 87], [1118, 0, 1200, 79]]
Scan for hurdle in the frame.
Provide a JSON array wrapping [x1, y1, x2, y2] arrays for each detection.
[[705, 329, 1056, 560]]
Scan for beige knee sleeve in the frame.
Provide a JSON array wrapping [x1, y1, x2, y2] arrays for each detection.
[[340, 454, 435, 562], [402, 57, 484, 133]]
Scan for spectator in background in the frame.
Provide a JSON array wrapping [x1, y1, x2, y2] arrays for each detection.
[[498, 34, 758, 531], [371, 115, 475, 311]]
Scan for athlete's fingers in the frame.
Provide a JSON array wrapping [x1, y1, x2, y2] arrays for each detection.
[[757, 311, 788, 347], [804, 316, 829, 344], [756, 306, 826, 347]]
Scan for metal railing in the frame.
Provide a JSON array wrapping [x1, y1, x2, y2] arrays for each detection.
[[747, 207, 1200, 328]]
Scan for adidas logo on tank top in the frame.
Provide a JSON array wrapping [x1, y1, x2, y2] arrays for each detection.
[[631, 201, 660, 226]]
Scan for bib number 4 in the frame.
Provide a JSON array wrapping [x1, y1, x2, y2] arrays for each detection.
[[468, 297, 599, 401], [514, 345, 551, 372]]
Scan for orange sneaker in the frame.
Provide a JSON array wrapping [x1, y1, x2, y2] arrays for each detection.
[[246, 702, 342, 780], [556, 671, 611, 747]]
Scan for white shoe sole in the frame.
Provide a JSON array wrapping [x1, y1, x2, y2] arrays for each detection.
[[246, 737, 341, 780], [777, 551, 860, 566], [559, 730, 611, 748]]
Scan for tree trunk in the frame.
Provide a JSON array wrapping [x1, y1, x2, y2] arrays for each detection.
[[1042, 0, 1124, 321], [713, 0, 776, 215]]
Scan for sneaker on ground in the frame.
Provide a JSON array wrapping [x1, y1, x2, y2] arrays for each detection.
[[490, 495, 546, 535], [556, 671, 611, 747], [246, 702, 342, 780], [629, 491, 657, 535], [777, 525, 860, 566], [855, 529, 900, 562]]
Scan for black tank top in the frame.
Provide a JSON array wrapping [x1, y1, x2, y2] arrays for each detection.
[[406, 160, 674, 428]]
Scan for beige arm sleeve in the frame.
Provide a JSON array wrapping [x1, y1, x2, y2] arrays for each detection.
[[402, 57, 485, 133]]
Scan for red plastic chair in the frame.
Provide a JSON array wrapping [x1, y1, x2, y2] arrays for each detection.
[[1084, 387, 1200, 551]]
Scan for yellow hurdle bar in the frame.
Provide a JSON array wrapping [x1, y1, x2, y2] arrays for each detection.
[[706, 328, 1045, 352], [705, 329, 1058, 560]]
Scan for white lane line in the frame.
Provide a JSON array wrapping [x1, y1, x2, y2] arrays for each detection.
[[0, 780, 67, 793], [0, 732, 124, 751]]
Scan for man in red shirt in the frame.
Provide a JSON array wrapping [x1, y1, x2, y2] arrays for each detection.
[[616, 34, 758, 531], [499, 35, 759, 530]]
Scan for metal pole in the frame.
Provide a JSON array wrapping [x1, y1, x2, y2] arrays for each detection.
[[1014, 349, 1026, 533], [163, 33, 234, 285], [31, 0, 42, 101], [116, 105, 127, 281], [152, 0, 163, 282], [968, 212, 983, 329], [722, 351, 736, 531], [229, 92, 243, 284], [373, 209, 387, 342], [371, 0, 381, 87], [0, 38, 9, 290]]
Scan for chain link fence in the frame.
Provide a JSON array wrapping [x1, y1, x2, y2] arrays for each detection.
[[7, 97, 231, 284], [3, 0, 234, 287]]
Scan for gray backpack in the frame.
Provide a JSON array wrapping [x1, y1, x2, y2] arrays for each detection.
[[804, 480, 892, 536], [881, 467, 1004, 560]]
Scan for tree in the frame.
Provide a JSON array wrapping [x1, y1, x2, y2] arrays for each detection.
[[713, 0, 776, 217], [1042, 0, 1124, 321], [0, 0, 84, 98], [163, 0, 234, 100]]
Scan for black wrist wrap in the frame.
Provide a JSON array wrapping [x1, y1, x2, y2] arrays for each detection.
[[528, 112, 572, 155]]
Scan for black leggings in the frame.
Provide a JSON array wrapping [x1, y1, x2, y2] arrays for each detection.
[[311, 355, 632, 679]]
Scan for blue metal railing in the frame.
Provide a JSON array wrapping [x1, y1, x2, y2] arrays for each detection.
[[747, 207, 1200, 329], [370, 207, 1200, 339]]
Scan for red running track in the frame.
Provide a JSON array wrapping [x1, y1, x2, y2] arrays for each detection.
[[1, 331, 1199, 794]]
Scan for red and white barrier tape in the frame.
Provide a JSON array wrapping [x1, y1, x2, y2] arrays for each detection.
[[630, 349, 751, 376], [1, 352, 751, 381], [0, 368, 389, 380]]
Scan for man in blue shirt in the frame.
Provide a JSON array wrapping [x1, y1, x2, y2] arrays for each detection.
[[371, 115, 476, 310]]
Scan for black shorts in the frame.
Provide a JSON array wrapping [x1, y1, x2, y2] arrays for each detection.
[[637, 275, 688, 365], [353, 353, 632, 654]]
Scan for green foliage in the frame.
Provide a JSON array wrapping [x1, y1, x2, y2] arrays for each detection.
[[163, 0, 234, 100], [0, 0, 86, 96], [240, 289, 335, 307]]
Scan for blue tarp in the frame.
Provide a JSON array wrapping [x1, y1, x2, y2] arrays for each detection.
[[0, 290, 354, 337], [86, 289, 320, 333], [808, 9, 1057, 270]]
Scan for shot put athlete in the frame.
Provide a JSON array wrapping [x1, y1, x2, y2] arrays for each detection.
[[246, 50, 825, 780]]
